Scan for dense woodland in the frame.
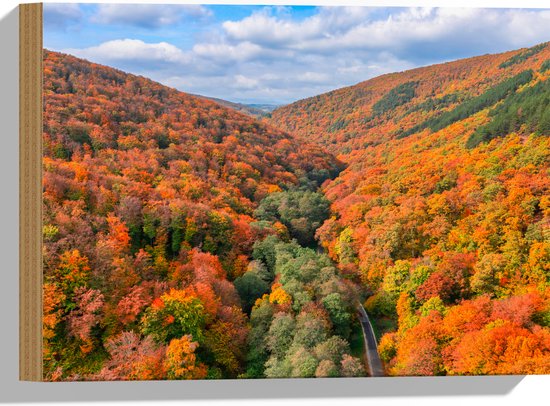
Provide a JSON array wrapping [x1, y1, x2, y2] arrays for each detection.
[[271, 42, 550, 375], [42, 51, 352, 380], [43, 41, 550, 380]]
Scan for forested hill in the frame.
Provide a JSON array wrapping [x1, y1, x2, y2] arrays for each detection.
[[42, 50, 355, 381], [42, 40, 550, 380], [269, 42, 550, 375], [44, 50, 341, 192], [270, 42, 550, 157]]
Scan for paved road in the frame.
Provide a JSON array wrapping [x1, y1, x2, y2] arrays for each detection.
[[314, 244, 384, 376], [357, 303, 385, 377]]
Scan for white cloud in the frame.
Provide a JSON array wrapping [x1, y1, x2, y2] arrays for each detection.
[[297, 71, 331, 84], [223, 6, 372, 48], [56, 6, 550, 104], [64, 39, 190, 65], [92, 4, 212, 28], [192, 41, 264, 62], [234, 75, 260, 90], [221, 7, 550, 59], [180, 5, 215, 19]]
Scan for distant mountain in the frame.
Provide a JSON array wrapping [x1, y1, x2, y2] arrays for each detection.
[[195, 95, 280, 118]]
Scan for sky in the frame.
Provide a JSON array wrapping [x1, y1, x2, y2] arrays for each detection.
[[44, 3, 550, 104]]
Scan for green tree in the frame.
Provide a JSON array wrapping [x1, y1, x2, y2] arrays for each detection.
[[255, 190, 330, 246], [252, 235, 281, 274], [322, 293, 352, 338], [266, 313, 296, 359], [289, 346, 319, 377], [313, 336, 350, 364], [293, 312, 328, 348], [234, 268, 270, 313], [141, 289, 206, 344], [245, 299, 274, 378]]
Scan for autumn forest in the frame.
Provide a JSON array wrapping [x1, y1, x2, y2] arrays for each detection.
[[43, 41, 550, 380]]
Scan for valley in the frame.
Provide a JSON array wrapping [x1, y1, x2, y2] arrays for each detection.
[[42, 40, 550, 380]]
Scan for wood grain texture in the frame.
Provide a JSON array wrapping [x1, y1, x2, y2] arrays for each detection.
[[19, 2, 43, 382]]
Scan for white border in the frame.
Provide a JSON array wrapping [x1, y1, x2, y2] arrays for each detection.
[[1, 1, 548, 405]]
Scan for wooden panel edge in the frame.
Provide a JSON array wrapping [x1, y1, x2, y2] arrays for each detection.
[[19, 2, 43, 382]]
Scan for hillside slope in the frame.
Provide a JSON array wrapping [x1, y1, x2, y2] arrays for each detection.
[[42, 50, 346, 380], [271, 42, 550, 157], [269, 42, 550, 375]]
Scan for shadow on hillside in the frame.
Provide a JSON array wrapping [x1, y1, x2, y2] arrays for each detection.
[[0, 5, 525, 403]]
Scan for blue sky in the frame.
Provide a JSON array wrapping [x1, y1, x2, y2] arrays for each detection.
[[44, 3, 550, 104]]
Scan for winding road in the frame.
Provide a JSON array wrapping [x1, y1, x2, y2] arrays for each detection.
[[315, 244, 384, 376], [357, 304, 385, 377]]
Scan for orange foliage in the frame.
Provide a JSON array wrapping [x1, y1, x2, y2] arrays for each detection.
[[446, 321, 550, 375], [42, 41, 550, 378], [164, 336, 207, 380], [269, 283, 292, 306], [270, 44, 550, 376]]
